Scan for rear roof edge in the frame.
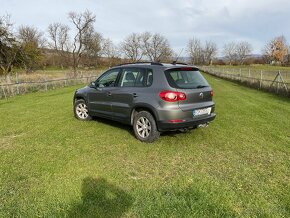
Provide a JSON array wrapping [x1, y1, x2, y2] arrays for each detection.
[[164, 65, 199, 71]]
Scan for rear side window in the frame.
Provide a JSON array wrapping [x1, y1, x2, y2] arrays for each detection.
[[119, 68, 153, 87], [165, 68, 209, 89]]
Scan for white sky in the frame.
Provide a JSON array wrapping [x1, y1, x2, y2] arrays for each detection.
[[1, 0, 290, 54]]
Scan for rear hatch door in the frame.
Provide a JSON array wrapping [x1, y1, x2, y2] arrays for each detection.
[[164, 67, 213, 112]]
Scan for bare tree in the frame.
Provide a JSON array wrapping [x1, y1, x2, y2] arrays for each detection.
[[263, 36, 288, 64], [203, 41, 217, 65], [263, 42, 273, 64], [223, 42, 237, 65], [102, 38, 119, 58], [141, 32, 173, 62], [235, 41, 252, 65], [18, 25, 45, 48], [81, 30, 103, 67], [187, 37, 203, 65], [120, 33, 143, 62], [101, 38, 119, 65], [68, 10, 96, 73], [82, 30, 102, 58], [48, 23, 70, 52], [47, 22, 70, 67], [0, 15, 23, 83]]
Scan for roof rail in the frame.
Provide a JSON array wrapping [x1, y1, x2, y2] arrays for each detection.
[[113, 61, 163, 67], [171, 61, 188, 65]]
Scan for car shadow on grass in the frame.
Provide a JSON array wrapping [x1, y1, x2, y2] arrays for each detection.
[[92, 117, 135, 137], [92, 117, 194, 139], [68, 177, 134, 218]]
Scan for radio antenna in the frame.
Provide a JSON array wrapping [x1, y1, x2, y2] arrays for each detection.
[[173, 48, 184, 64]]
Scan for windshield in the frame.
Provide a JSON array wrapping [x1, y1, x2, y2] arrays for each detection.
[[165, 69, 209, 89]]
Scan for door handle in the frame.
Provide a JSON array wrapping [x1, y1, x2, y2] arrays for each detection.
[[107, 92, 112, 96], [133, 93, 138, 98]]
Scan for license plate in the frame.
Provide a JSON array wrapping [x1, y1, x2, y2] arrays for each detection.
[[193, 107, 211, 116]]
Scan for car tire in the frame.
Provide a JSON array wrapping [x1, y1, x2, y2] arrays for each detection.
[[133, 111, 160, 143], [74, 99, 92, 121]]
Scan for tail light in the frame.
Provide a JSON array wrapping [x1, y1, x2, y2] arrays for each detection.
[[210, 90, 214, 97], [159, 90, 186, 102]]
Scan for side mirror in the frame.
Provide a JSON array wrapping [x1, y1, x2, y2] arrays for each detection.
[[89, 81, 97, 88], [90, 81, 104, 89]]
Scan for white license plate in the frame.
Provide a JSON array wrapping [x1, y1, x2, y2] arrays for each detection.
[[193, 107, 211, 116]]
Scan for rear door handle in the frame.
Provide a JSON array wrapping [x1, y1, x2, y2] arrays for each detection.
[[107, 92, 112, 96], [133, 93, 138, 98]]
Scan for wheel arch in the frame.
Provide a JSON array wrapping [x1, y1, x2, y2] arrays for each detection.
[[130, 104, 159, 125], [73, 94, 91, 114], [74, 94, 88, 103]]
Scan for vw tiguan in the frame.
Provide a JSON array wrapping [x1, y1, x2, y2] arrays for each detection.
[[73, 62, 216, 142]]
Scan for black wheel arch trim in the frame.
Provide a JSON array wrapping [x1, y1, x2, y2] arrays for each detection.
[[73, 93, 88, 103], [130, 103, 159, 125]]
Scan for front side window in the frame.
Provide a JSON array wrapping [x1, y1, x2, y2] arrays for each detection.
[[119, 68, 153, 87], [97, 69, 120, 87], [165, 68, 209, 89]]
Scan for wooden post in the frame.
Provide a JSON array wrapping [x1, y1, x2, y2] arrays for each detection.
[[280, 72, 288, 92], [16, 72, 20, 95], [64, 73, 67, 87], [277, 70, 280, 93], [259, 70, 263, 89], [1, 85, 7, 100], [45, 77, 48, 91]]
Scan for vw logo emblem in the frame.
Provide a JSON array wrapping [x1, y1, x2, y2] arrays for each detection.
[[199, 92, 204, 99]]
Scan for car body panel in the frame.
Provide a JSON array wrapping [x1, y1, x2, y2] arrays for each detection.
[[87, 87, 116, 118]]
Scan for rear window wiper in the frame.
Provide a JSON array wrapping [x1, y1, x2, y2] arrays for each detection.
[[195, 85, 209, 88]]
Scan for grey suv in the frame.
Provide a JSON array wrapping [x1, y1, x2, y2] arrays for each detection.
[[73, 62, 216, 142]]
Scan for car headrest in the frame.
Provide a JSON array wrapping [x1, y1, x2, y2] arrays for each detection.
[[148, 75, 153, 85], [125, 72, 135, 81]]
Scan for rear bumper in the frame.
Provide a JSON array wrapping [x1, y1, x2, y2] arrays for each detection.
[[157, 113, 216, 131]]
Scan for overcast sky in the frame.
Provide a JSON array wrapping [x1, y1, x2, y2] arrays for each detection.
[[1, 0, 290, 55]]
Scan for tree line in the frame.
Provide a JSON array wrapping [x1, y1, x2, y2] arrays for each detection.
[[1, 10, 290, 80]]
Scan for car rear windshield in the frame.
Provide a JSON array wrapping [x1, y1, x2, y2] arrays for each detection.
[[165, 68, 209, 89]]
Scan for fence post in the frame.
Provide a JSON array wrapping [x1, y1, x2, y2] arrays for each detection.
[[1, 85, 7, 100], [64, 73, 67, 87], [86, 73, 90, 83], [16, 72, 20, 95], [277, 70, 281, 93], [45, 77, 48, 91], [260, 70, 263, 89]]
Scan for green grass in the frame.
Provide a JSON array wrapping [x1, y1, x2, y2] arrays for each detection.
[[1, 74, 290, 217], [203, 64, 290, 82]]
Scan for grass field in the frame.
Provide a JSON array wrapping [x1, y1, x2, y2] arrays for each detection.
[[1, 74, 290, 217], [206, 64, 290, 71], [202, 64, 290, 82]]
